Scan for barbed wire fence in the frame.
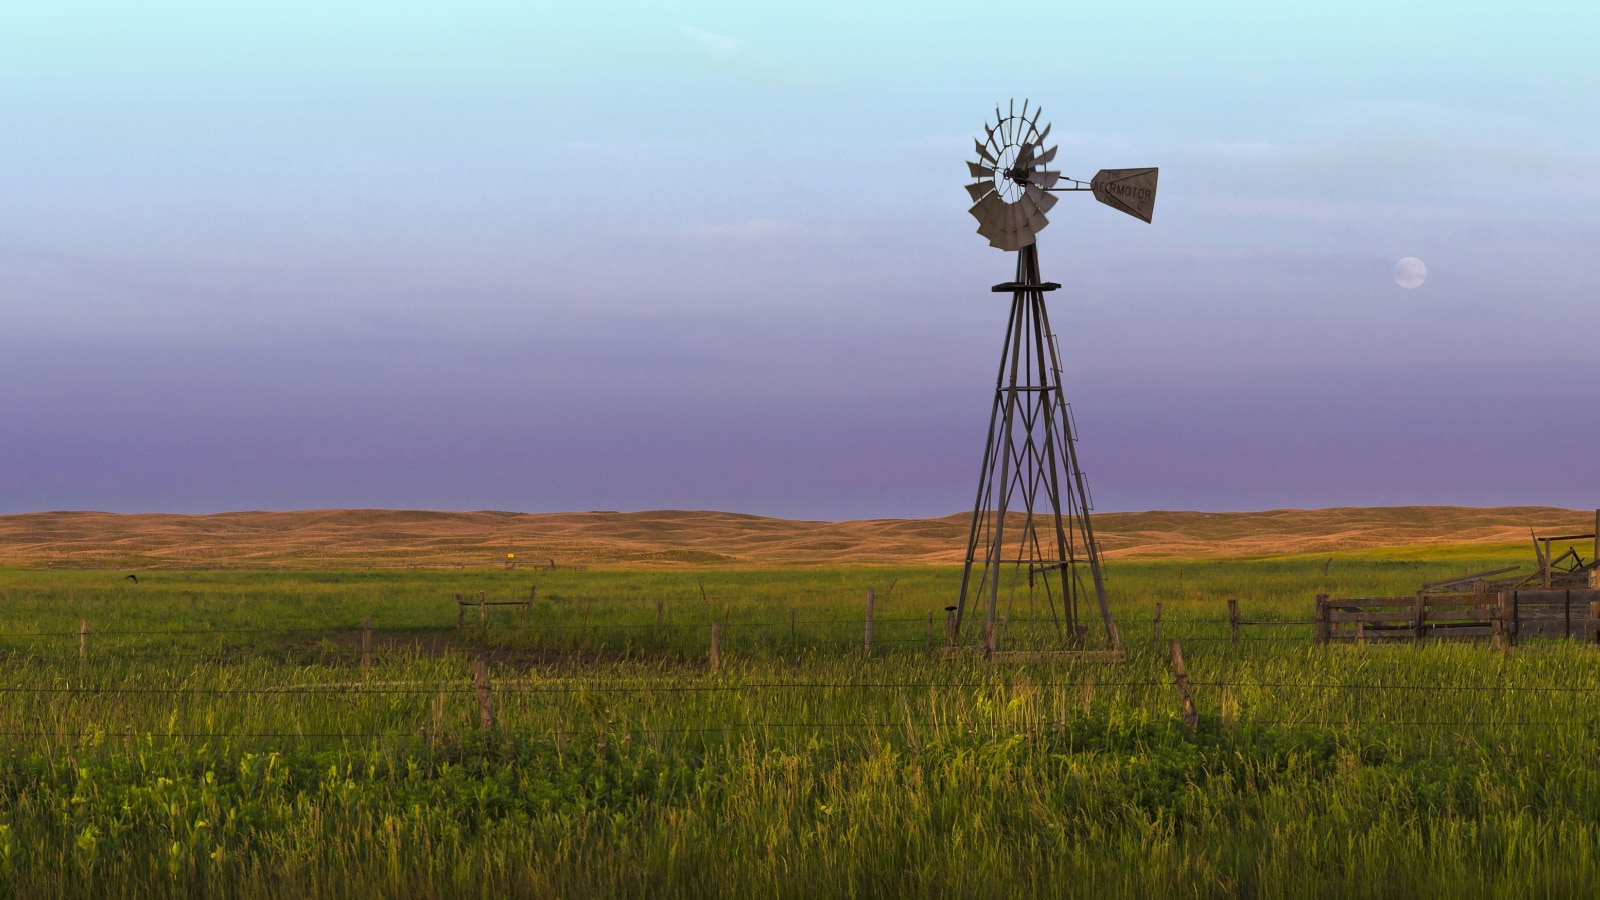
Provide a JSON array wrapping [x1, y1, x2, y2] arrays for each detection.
[[2, 593, 1597, 750]]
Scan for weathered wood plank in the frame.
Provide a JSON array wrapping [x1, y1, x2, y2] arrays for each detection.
[[1330, 611, 1422, 623]]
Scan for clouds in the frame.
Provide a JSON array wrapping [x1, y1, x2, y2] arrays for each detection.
[[678, 25, 742, 56]]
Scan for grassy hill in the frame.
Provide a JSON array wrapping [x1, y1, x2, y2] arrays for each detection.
[[0, 505, 1592, 568]]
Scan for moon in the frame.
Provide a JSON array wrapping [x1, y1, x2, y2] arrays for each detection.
[[1394, 257, 1427, 289]]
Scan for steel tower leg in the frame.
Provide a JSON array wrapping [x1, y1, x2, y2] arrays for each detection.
[[955, 243, 1113, 648]]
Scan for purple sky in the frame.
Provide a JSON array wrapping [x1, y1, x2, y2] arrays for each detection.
[[2, 3, 1597, 518]]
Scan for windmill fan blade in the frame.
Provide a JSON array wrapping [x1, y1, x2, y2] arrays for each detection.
[[1090, 167, 1159, 223], [968, 160, 994, 179], [970, 193, 1010, 242], [1030, 170, 1061, 190], [1024, 184, 1059, 214], [965, 181, 994, 202], [1019, 195, 1039, 220], [1028, 145, 1058, 168], [973, 138, 997, 165], [992, 220, 1036, 251], [1035, 121, 1051, 145]]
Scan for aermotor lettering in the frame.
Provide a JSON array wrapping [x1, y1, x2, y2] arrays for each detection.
[[1093, 180, 1153, 206]]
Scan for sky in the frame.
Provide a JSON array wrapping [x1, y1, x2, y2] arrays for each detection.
[[1, 1, 1597, 519]]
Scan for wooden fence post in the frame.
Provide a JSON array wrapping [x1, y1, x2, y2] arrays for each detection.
[[1108, 622, 1122, 653], [1227, 598, 1239, 647], [864, 588, 874, 654], [656, 598, 665, 631], [926, 610, 933, 648], [361, 616, 373, 675], [473, 659, 494, 731], [946, 608, 958, 648], [985, 618, 996, 657], [1169, 640, 1198, 731], [478, 591, 486, 625], [524, 585, 534, 626], [709, 621, 721, 671], [1314, 594, 1329, 645], [456, 593, 464, 628], [1152, 602, 1162, 653], [1492, 592, 1509, 651], [80, 619, 88, 669], [1415, 592, 1426, 644], [1590, 600, 1600, 644]]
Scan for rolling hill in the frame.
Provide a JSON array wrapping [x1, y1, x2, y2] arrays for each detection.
[[0, 506, 1592, 568]]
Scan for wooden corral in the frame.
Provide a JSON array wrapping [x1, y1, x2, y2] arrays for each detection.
[[1315, 589, 1600, 646]]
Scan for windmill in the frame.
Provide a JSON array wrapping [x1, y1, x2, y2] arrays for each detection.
[[955, 99, 1157, 652]]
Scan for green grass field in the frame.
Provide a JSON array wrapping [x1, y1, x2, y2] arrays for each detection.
[[3, 548, 1598, 897]]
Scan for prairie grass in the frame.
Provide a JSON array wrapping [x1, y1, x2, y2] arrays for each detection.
[[0, 551, 1595, 898]]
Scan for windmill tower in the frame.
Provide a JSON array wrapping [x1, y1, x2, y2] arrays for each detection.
[[955, 99, 1158, 651]]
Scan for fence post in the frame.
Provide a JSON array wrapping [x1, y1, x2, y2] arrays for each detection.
[[1415, 592, 1426, 644], [1492, 593, 1508, 651], [362, 616, 373, 674], [524, 585, 535, 626], [864, 588, 874, 654], [985, 618, 996, 657], [1108, 622, 1122, 653], [1169, 640, 1198, 731], [709, 621, 721, 671], [1152, 602, 1162, 653], [80, 619, 88, 669], [1314, 594, 1329, 645], [945, 607, 958, 648], [1590, 600, 1600, 643], [926, 610, 934, 648], [456, 593, 464, 628], [478, 591, 486, 625], [1227, 598, 1239, 647], [656, 598, 665, 631], [473, 659, 494, 731]]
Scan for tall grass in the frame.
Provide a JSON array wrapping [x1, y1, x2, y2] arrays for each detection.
[[0, 552, 1593, 897]]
